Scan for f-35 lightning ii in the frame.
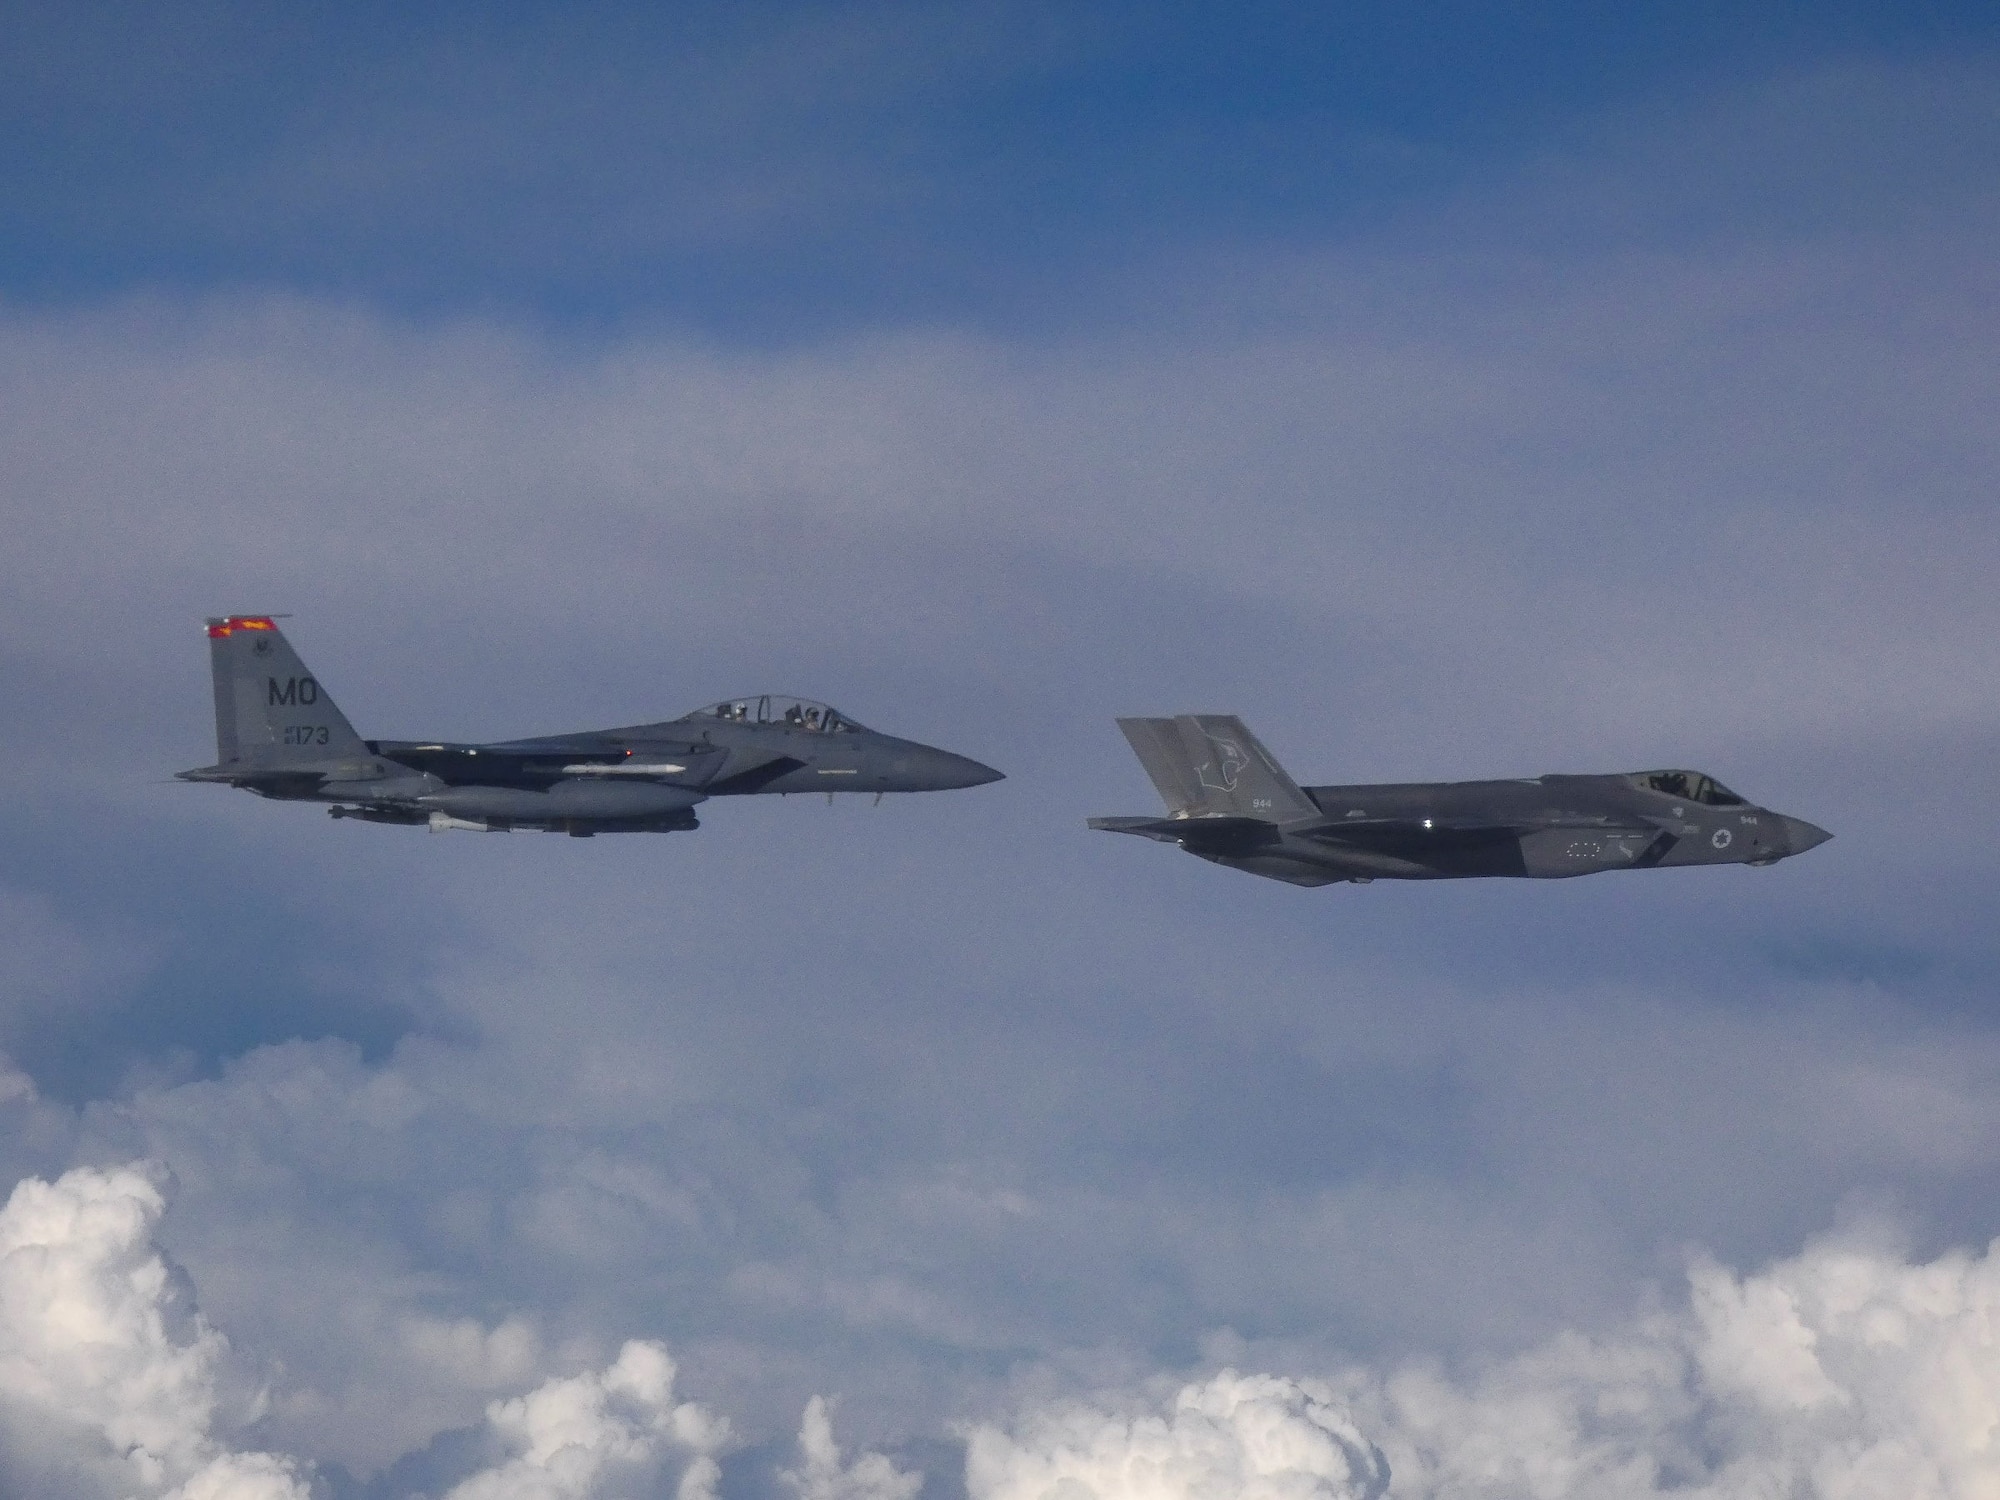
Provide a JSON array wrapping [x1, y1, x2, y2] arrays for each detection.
[[179, 617, 1002, 835], [1091, 715, 1829, 887]]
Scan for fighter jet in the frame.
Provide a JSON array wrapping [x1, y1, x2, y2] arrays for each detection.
[[1091, 715, 1829, 887], [179, 617, 1002, 835]]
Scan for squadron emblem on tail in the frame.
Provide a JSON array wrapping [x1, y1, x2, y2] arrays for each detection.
[[1196, 732, 1249, 794]]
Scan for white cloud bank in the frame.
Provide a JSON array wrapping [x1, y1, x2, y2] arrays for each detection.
[[447, 1339, 730, 1500], [967, 1230, 2000, 1500], [783, 1395, 923, 1500], [967, 1370, 1390, 1500], [9, 1159, 2000, 1499], [0, 1163, 308, 1500], [0, 1162, 734, 1500]]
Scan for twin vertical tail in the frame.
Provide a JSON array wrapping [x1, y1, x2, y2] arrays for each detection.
[[201, 616, 368, 769], [1114, 716, 1319, 823]]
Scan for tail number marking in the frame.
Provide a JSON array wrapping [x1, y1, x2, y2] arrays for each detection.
[[284, 725, 331, 746], [268, 677, 320, 706]]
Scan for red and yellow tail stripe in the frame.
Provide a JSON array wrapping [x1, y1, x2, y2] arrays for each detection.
[[205, 616, 278, 639]]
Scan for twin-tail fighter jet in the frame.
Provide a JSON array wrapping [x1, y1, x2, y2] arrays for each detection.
[[178, 617, 1002, 835], [1092, 715, 1830, 887]]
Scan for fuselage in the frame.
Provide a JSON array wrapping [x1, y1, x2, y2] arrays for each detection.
[[1186, 772, 1830, 886], [182, 620, 1002, 836], [188, 696, 1001, 835]]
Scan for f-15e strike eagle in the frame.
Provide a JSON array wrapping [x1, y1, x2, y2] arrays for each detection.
[[179, 617, 1002, 835], [1092, 715, 1830, 887]]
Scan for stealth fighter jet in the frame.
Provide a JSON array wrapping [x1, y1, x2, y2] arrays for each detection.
[[1092, 715, 1829, 887], [179, 617, 1001, 835]]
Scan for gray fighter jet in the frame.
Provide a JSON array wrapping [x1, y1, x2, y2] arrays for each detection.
[[1092, 715, 1829, 886], [179, 616, 1001, 835]]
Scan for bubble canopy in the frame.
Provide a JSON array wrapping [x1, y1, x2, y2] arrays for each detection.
[[1632, 770, 1745, 806], [680, 696, 863, 733]]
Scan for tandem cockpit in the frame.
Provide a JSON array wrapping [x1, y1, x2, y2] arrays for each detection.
[[1631, 769, 1745, 806], [682, 695, 864, 734]]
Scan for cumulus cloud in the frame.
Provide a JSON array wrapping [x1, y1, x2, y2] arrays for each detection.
[[11, 1149, 2000, 1500], [446, 1339, 730, 1500], [971, 1231, 2000, 1499], [0, 1156, 737, 1498], [782, 1396, 922, 1500], [1345, 1230, 2000, 1497], [0, 1163, 307, 1500], [967, 1370, 1390, 1500], [0, 1054, 34, 1107]]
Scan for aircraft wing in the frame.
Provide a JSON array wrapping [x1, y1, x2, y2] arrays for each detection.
[[1304, 817, 1652, 857], [701, 754, 808, 795], [1087, 815, 1279, 849]]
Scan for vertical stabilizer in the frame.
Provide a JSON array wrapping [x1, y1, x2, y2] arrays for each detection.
[[1115, 718, 1206, 813], [204, 617, 367, 766], [1113, 715, 1319, 823]]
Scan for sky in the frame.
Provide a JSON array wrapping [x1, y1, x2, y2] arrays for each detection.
[[2, 3, 1999, 1497]]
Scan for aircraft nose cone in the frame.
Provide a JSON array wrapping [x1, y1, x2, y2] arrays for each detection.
[[887, 743, 1004, 791], [939, 752, 1005, 789], [1781, 815, 1833, 855]]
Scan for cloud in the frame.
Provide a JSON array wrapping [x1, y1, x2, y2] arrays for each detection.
[[1356, 1229, 2000, 1496], [971, 1230, 2000, 1499], [0, 1163, 308, 1500], [444, 1340, 729, 1500], [8, 1151, 2000, 1500], [0, 1055, 34, 1107], [966, 1370, 1390, 1500], [781, 1396, 922, 1500], [4, 165, 1995, 811], [39, 886, 1999, 1469], [0, 1157, 733, 1498]]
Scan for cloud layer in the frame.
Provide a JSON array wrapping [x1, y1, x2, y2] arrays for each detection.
[[969, 1230, 2000, 1499], [10, 1159, 1999, 1499], [0, 1162, 755, 1500]]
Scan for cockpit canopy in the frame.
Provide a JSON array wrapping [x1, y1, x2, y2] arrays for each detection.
[[682, 695, 862, 734], [1634, 770, 1745, 806]]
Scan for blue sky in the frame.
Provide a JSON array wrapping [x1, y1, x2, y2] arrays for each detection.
[[3, 6, 2000, 1500], [4, 1, 1992, 329]]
